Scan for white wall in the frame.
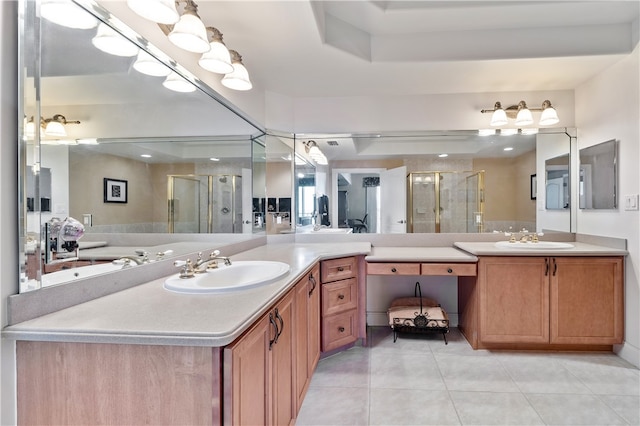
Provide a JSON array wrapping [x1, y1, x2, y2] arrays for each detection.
[[575, 44, 640, 368], [1, 2, 18, 424]]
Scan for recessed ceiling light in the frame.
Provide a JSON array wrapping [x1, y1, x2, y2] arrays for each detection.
[[438, 153, 448, 158], [141, 154, 152, 158], [504, 147, 514, 151], [210, 157, 220, 161]]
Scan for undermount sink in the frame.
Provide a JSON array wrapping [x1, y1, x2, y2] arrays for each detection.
[[494, 241, 575, 250], [311, 227, 353, 234], [163, 260, 291, 294]]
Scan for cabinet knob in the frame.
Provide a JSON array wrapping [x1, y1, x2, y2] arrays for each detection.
[[391, 267, 397, 273], [338, 294, 345, 300], [337, 267, 344, 272], [338, 327, 345, 333], [447, 268, 453, 273]]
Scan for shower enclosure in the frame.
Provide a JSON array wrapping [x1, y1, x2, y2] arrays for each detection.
[[408, 171, 484, 233], [167, 174, 243, 233]]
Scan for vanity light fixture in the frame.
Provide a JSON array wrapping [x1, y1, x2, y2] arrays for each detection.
[[503, 147, 514, 151], [27, 114, 81, 139], [162, 72, 197, 93], [209, 157, 220, 162], [198, 27, 233, 74], [221, 50, 253, 91], [481, 100, 559, 127], [438, 154, 449, 158], [92, 22, 140, 57], [303, 140, 328, 165], [127, 0, 179, 25], [133, 50, 171, 77], [41, 0, 98, 29], [167, 0, 210, 53]]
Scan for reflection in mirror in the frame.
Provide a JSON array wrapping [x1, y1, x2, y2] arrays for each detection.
[[20, 0, 263, 292], [545, 154, 570, 210], [579, 139, 618, 209], [295, 129, 574, 234], [264, 133, 294, 234]]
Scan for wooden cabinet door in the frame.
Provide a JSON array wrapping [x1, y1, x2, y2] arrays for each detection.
[[271, 290, 296, 426], [479, 257, 550, 344], [550, 257, 624, 344], [224, 314, 272, 426], [295, 264, 321, 412]]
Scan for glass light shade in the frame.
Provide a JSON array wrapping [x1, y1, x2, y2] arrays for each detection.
[[539, 106, 560, 125], [127, 0, 179, 24], [221, 62, 252, 91], [133, 51, 171, 77], [162, 73, 197, 93], [24, 120, 36, 139], [41, 0, 98, 29], [168, 13, 210, 53], [490, 108, 508, 126], [308, 146, 328, 165], [515, 108, 533, 126], [92, 23, 139, 57], [44, 121, 67, 137], [198, 42, 233, 74]]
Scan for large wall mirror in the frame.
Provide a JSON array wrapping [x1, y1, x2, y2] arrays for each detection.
[[19, 0, 265, 292], [293, 129, 575, 235], [579, 139, 618, 209]]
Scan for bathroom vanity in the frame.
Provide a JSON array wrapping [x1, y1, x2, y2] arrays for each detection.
[[4, 239, 627, 424]]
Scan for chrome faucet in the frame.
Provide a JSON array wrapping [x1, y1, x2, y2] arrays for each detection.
[[113, 251, 150, 267], [193, 250, 232, 273], [505, 229, 544, 243]]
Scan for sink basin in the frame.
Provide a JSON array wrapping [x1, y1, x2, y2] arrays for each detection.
[[164, 260, 291, 294], [494, 241, 574, 250]]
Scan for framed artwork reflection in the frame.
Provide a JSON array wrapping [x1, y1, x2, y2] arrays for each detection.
[[530, 174, 537, 200], [104, 178, 128, 203]]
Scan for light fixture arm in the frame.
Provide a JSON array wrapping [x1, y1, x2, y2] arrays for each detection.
[[206, 26, 225, 43], [45, 114, 80, 126]]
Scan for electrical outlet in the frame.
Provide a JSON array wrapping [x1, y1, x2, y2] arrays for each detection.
[[624, 194, 639, 211], [82, 214, 92, 226]]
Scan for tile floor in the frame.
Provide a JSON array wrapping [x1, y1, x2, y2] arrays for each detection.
[[296, 327, 640, 425]]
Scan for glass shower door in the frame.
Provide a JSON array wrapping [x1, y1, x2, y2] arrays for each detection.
[[168, 175, 210, 233]]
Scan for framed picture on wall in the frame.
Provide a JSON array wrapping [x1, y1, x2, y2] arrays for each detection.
[[104, 178, 128, 203]]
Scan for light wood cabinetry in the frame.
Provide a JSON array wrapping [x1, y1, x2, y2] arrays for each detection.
[[477, 256, 623, 348], [17, 342, 220, 425], [367, 262, 476, 276], [321, 257, 359, 352], [294, 263, 321, 412]]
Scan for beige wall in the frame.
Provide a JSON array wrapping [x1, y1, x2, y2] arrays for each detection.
[[473, 150, 536, 225]]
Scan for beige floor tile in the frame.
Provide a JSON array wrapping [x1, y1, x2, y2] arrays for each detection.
[[435, 353, 520, 392], [370, 351, 446, 390], [526, 393, 628, 425], [310, 346, 370, 388], [296, 386, 369, 425], [369, 388, 460, 425], [599, 394, 640, 425], [450, 391, 544, 425]]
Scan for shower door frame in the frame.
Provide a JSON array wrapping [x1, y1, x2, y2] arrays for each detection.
[[407, 170, 485, 233]]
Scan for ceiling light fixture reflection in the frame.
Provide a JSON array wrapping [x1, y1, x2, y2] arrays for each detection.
[[162, 72, 197, 92], [198, 27, 233, 74], [504, 147, 514, 151], [28, 114, 81, 139], [92, 22, 139, 57], [478, 129, 495, 136], [209, 157, 220, 161], [221, 50, 252, 91], [303, 140, 328, 165], [500, 129, 518, 136], [482, 100, 559, 127], [127, 0, 179, 25], [520, 128, 539, 135], [141, 154, 152, 158], [133, 50, 171, 77], [76, 138, 99, 145], [438, 154, 448, 158], [168, 0, 210, 53], [41, 0, 98, 29]]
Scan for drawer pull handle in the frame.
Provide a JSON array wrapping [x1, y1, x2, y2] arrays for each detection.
[[337, 267, 344, 272], [391, 267, 397, 273], [447, 268, 453, 273], [338, 294, 345, 300], [338, 327, 345, 333]]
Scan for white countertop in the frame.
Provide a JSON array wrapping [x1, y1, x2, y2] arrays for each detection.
[[454, 241, 628, 256], [366, 246, 477, 262], [4, 243, 371, 347]]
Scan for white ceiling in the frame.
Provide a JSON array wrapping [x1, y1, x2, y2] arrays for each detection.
[[186, 0, 639, 97]]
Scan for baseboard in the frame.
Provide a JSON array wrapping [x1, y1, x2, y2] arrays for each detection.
[[615, 341, 640, 368]]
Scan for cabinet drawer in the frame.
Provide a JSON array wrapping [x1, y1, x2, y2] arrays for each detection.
[[421, 263, 477, 276], [322, 310, 358, 352], [322, 278, 357, 316], [321, 257, 357, 282], [367, 262, 420, 275]]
